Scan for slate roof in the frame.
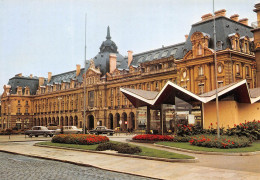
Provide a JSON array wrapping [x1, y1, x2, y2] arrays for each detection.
[[8, 76, 39, 95], [92, 26, 125, 75], [175, 16, 253, 59], [128, 43, 185, 68], [46, 68, 85, 85]]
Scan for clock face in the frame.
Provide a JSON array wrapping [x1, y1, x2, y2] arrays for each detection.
[[218, 65, 222, 73], [183, 71, 187, 78]]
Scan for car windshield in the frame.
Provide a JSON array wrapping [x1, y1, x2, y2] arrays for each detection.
[[41, 127, 48, 130], [71, 126, 77, 129]]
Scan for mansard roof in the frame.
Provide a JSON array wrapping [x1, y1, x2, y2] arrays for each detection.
[[175, 16, 254, 59], [46, 68, 85, 85], [8, 76, 39, 95], [129, 42, 185, 67]]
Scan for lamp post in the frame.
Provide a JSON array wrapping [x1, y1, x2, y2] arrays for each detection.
[[58, 97, 62, 127], [8, 104, 10, 129]]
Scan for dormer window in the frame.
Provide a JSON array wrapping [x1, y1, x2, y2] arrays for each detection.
[[216, 41, 223, 50], [229, 33, 240, 51]]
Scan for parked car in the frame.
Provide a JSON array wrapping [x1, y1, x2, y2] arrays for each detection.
[[89, 126, 114, 136], [56, 126, 82, 134], [25, 126, 56, 137], [47, 123, 59, 130]]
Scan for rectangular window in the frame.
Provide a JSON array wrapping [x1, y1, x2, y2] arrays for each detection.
[[236, 64, 240, 75], [218, 81, 224, 88], [245, 66, 250, 77], [198, 66, 203, 76], [25, 108, 28, 113], [198, 84, 204, 95], [88, 91, 94, 108], [26, 101, 28, 105], [17, 108, 20, 113], [18, 100, 20, 105]]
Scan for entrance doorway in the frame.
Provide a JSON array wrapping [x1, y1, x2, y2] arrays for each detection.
[[109, 113, 113, 129], [88, 115, 94, 130]]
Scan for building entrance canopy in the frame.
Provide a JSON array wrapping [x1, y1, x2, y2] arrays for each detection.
[[120, 79, 260, 109]]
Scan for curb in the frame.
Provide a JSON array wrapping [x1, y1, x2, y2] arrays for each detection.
[[34, 144, 198, 163], [154, 144, 260, 156]]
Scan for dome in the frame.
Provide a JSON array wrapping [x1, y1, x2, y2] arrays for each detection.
[[89, 26, 126, 75], [99, 26, 118, 53]]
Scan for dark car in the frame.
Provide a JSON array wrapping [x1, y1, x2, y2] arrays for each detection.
[[25, 126, 56, 137], [89, 126, 114, 136]]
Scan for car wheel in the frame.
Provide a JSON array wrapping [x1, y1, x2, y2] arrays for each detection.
[[29, 134, 33, 138], [49, 134, 53, 137], [43, 133, 48, 137], [35, 135, 38, 137]]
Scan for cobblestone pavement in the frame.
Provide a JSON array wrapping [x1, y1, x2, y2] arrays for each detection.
[[0, 152, 152, 180]]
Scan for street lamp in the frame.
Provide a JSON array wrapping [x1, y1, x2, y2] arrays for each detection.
[[8, 104, 10, 129], [58, 97, 62, 127]]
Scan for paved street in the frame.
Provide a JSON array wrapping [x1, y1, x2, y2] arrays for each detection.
[[0, 152, 151, 180], [0, 135, 260, 180]]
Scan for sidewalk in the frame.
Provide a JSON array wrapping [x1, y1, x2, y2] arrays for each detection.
[[0, 135, 260, 180]]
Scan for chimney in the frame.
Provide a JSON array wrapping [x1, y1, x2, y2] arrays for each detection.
[[238, 18, 248, 26], [201, 13, 213, 21], [39, 77, 44, 86], [185, 35, 189, 41], [48, 72, 52, 82], [109, 53, 117, 73], [230, 14, 239, 21], [127, 50, 133, 67], [15, 73, 22, 77], [76, 64, 81, 76], [30, 74, 33, 78], [214, 9, 226, 17]]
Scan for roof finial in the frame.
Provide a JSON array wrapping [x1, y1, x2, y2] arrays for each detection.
[[106, 26, 111, 40]]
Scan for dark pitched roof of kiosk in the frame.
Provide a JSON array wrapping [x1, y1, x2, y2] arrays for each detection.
[[121, 80, 260, 108], [249, 88, 260, 98], [123, 88, 159, 100]]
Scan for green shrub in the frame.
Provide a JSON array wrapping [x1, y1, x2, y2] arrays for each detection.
[[95, 142, 142, 154], [173, 136, 192, 142], [189, 134, 251, 149], [176, 124, 204, 137], [225, 120, 260, 140]]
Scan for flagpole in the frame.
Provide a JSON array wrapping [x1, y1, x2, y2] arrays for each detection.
[[213, 0, 220, 138], [83, 13, 87, 134]]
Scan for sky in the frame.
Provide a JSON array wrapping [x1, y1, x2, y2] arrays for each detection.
[[0, 0, 259, 95]]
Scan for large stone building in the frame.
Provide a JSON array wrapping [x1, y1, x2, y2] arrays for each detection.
[[1, 9, 258, 132]]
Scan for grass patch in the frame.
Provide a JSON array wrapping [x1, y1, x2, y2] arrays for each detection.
[[138, 146, 194, 159], [37, 141, 98, 150], [36, 141, 194, 159], [156, 141, 260, 153]]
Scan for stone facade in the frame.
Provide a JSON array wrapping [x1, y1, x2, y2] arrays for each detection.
[[0, 9, 257, 131]]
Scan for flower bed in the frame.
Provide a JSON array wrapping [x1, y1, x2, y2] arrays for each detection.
[[52, 134, 109, 145], [132, 134, 174, 141], [189, 134, 251, 149], [226, 120, 260, 140]]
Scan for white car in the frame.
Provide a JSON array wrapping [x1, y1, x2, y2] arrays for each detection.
[[57, 126, 82, 134]]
